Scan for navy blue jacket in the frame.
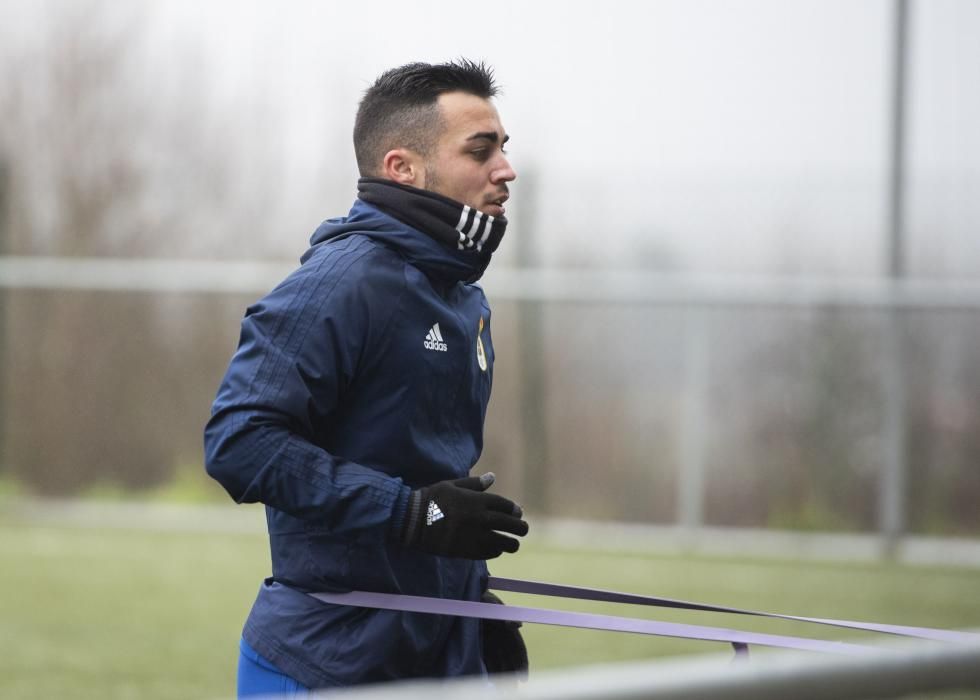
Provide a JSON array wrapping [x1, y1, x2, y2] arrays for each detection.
[[204, 200, 495, 688]]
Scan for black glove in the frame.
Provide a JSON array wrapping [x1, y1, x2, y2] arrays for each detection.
[[481, 590, 529, 678], [400, 472, 528, 559]]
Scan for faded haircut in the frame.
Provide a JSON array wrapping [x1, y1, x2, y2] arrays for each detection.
[[353, 59, 498, 177]]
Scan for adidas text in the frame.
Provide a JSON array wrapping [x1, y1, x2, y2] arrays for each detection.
[[424, 323, 448, 352]]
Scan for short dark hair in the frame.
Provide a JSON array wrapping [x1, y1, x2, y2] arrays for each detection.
[[353, 59, 499, 177]]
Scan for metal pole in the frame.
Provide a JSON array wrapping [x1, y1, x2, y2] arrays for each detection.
[[887, 0, 909, 281], [678, 307, 708, 534], [513, 170, 550, 514], [322, 636, 980, 700], [0, 160, 9, 474], [880, 0, 910, 557]]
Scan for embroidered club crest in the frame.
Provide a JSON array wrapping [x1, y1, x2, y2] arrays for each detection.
[[476, 317, 488, 372]]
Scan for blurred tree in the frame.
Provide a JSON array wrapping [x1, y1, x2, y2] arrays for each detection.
[[706, 308, 880, 531], [0, 4, 167, 493], [0, 2, 254, 494], [905, 312, 980, 535], [705, 305, 980, 536]]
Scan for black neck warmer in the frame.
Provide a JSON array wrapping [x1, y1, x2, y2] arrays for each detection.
[[357, 177, 508, 256]]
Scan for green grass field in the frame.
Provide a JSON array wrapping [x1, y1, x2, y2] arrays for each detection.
[[2, 507, 980, 700]]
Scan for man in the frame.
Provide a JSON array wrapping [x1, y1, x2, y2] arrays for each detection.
[[204, 59, 529, 695]]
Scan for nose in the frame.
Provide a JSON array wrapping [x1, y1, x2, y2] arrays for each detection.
[[491, 155, 517, 184]]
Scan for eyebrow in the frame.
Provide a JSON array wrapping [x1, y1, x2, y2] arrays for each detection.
[[466, 131, 510, 145]]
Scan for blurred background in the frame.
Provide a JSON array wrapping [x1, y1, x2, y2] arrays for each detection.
[[2, 1, 980, 698], [3, 0, 978, 541]]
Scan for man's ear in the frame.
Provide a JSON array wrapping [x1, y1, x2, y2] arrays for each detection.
[[382, 149, 424, 187]]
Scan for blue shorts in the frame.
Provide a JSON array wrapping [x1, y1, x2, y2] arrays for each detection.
[[237, 638, 310, 697]]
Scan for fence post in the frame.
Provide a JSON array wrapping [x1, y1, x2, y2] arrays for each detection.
[[0, 159, 9, 474], [512, 171, 549, 514], [678, 306, 709, 534], [881, 311, 908, 557], [880, 0, 911, 557]]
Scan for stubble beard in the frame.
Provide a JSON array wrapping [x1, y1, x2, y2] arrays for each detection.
[[422, 163, 442, 197]]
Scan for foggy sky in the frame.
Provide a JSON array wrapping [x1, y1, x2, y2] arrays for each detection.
[[2, 0, 978, 276]]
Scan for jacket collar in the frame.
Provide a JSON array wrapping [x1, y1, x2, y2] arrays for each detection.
[[306, 194, 502, 284], [356, 178, 508, 257]]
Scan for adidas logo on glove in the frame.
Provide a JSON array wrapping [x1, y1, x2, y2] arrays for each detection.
[[426, 500, 445, 526]]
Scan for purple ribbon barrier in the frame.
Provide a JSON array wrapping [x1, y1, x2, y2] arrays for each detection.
[[488, 576, 980, 645], [309, 577, 979, 656], [310, 590, 873, 655]]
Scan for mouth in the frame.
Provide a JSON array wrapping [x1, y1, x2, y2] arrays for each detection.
[[485, 194, 509, 217]]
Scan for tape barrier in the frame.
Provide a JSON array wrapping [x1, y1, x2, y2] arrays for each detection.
[[308, 577, 979, 656], [310, 590, 871, 655], [488, 576, 980, 645]]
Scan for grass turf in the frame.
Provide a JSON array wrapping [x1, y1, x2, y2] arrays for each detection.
[[2, 511, 979, 699]]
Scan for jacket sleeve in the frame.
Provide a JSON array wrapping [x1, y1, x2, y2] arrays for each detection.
[[203, 242, 411, 539]]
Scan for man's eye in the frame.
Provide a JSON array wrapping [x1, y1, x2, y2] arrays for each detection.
[[471, 149, 489, 160]]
